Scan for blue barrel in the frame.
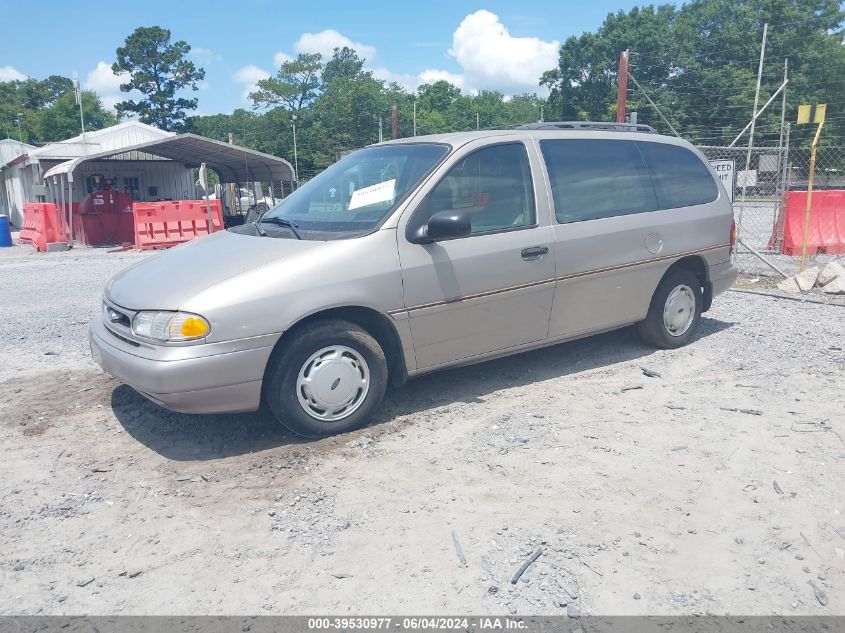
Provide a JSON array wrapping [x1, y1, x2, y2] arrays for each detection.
[[0, 215, 12, 247]]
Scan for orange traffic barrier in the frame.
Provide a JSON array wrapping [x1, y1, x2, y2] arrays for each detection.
[[132, 200, 224, 250], [18, 203, 69, 252], [770, 190, 845, 255]]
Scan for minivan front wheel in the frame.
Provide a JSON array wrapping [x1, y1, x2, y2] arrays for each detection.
[[264, 320, 388, 437], [638, 269, 703, 349]]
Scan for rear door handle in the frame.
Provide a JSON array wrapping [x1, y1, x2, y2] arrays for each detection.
[[521, 246, 549, 260]]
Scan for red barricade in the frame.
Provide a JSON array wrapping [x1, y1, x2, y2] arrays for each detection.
[[770, 190, 845, 255], [132, 200, 224, 250], [18, 203, 69, 252]]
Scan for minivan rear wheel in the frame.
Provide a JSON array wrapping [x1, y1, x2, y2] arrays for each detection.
[[638, 269, 703, 349], [264, 320, 388, 437]]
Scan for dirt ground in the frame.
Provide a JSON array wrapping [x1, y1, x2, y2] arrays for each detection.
[[1, 245, 844, 616]]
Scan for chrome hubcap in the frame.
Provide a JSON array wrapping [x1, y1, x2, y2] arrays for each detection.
[[296, 345, 370, 422], [663, 284, 696, 337]]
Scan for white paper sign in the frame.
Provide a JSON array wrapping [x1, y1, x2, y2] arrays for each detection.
[[348, 179, 396, 211]]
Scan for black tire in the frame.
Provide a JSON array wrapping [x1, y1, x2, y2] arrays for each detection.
[[263, 319, 388, 438], [637, 268, 703, 349]]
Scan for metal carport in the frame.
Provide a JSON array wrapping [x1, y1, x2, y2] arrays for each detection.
[[42, 134, 295, 244]]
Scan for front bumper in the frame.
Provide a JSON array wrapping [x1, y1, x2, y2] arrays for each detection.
[[89, 315, 281, 414]]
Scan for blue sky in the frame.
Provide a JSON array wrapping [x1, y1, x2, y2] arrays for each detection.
[[0, 0, 653, 115]]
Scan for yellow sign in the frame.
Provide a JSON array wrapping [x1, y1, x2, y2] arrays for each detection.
[[798, 104, 826, 125]]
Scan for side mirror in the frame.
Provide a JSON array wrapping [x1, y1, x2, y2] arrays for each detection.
[[415, 210, 471, 243]]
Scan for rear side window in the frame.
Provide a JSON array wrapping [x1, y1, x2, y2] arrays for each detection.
[[540, 139, 657, 224], [637, 141, 718, 209]]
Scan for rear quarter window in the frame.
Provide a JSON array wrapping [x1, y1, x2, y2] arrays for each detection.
[[539, 139, 657, 224], [637, 141, 718, 209]]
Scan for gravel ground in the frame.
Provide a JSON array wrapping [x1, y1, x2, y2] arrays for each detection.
[[1, 241, 844, 616], [0, 244, 150, 382]]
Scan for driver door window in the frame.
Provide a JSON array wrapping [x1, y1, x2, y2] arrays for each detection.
[[414, 143, 535, 236]]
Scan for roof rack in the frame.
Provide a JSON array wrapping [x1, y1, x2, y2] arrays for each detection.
[[516, 121, 657, 134]]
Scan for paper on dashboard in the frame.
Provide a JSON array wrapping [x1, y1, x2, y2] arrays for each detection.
[[348, 179, 396, 211]]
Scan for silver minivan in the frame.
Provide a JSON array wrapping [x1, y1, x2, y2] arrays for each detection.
[[90, 123, 737, 437]]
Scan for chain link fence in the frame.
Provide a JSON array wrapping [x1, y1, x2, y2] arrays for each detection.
[[699, 142, 845, 276]]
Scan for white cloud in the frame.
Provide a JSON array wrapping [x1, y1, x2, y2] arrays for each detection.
[[84, 61, 126, 93], [371, 67, 417, 90], [448, 10, 558, 93], [190, 47, 221, 64], [237, 13, 554, 105], [233, 64, 270, 101], [83, 61, 132, 111], [294, 29, 377, 62], [418, 69, 466, 91], [370, 67, 468, 92], [367, 11, 556, 96], [99, 94, 124, 111], [273, 51, 293, 67], [0, 65, 27, 81]]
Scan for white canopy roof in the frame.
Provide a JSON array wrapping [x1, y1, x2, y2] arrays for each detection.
[[43, 133, 295, 183], [32, 121, 173, 161]]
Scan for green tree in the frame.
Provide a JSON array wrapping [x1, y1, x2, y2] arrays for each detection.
[[506, 93, 547, 126], [36, 75, 75, 105], [37, 90, 116, 142], [463, 90, 510, 130], [541, 5, 677, 123], [249, 53, 323, 112], [0, 81, 27, 142], [672, 0, 845, 145], [417, 81, 462, 114], [322, 46, 366, 85], [112, 26, 205, 131], [540, 0, 845, 144], [307, 48, 390, 165], [0, 76, 114, 143]]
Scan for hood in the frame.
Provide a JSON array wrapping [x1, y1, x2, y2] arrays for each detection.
[[107, 230, 328, 310]]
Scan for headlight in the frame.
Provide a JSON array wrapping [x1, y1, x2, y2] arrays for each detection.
[[131, 311, 210, 342]]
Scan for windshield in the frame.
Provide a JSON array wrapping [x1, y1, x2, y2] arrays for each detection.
[[261, 143, 449, 239]]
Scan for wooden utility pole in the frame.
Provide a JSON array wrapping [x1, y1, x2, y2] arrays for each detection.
[[616, 50, 629, 123], [391, 104, 398, 139]]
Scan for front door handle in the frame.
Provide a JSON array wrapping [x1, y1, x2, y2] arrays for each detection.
[[521, 246, 549, 260]]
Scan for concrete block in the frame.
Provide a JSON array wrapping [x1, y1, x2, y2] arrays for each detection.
[[818, 261, 845, 286], [795, 266, 819, 292], [822, 275, 845, 294], [777, 276, 801, 293]]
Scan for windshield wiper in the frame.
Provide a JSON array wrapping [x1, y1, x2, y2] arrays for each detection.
[[258, 217, 302, 240]]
